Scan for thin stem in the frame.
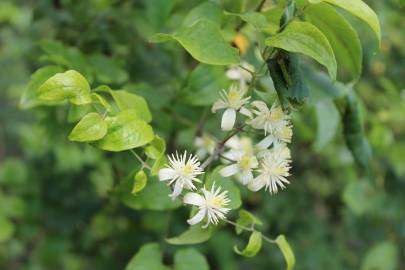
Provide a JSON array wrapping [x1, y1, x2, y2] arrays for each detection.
[[130, 149, 151, 170], [224, 219, 277, 244], [219, 154, 237, 163]]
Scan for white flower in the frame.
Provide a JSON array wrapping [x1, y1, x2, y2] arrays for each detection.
[[220, 152, 258, 185], [183, 184, 230, 228], [212, 85, 252, 131], [249, 101, 288, 135], [223, 136, 254, 161], [159, 151, 203, 199], [194, 134, 216, 159], [226, 62, 254, 89], [256, 122, 293, 149], [248, 153, 291, 194]]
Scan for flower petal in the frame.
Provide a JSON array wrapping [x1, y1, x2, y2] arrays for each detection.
[[183, 192, 205, 206], [256, 135, 274, 149], [158, 168, 176, 181], [239, 170, 253, 185], [248, 175, 267, 192], [212, 100, 227, 113], [221, 108, 236, 131], [219, 164, 240, 177], [251, 101, 269, 113], [187, 208, 206, 225], [239, 106, 252, 118], [170, 180, 183, 199]]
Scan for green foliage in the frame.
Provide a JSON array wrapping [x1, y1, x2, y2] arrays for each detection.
[[166, 225, 213, 245], [110, 90, 152, 123], [126, 243, 170, 270], [308, 0, 381, 45], [68, 112, 107, 142], [234, 231, 262, 257], [361, 241, 399, 270], [276, 235, 295, 270], [174, 248, 209, 270], [132, 170, 148, 194], [151, 20, 240, 65], [266, 21, 337, 79], [95, 110, 154, 151], [235, 209, 262, 235], [38, 70, 92, 105]]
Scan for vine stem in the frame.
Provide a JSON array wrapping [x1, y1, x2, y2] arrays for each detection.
[[224, 219, 276, 244], [130, 149, 151, 170]]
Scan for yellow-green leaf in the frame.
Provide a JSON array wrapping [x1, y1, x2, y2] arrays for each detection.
[[110, 90, 152, 123], [276, 234, 295, 270], [68, 112, 107, 142], [38, 70, 92, 105], [95, 110, 154, 151], [234, 231, 262, 257], [145, 135, 166, 160], [132, 170, 148, 194]]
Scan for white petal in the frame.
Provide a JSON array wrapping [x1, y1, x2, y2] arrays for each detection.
[[221, 108, 236, 131], [187, 208, 206, 225], [239, 106, 252, 118], [170, 180, 183, 199], [252, 101, 269, 113], [219, 164, 240, 177], [212, 100, 227, 113], [240, 170, 253, 185], [256, 135, 274, 150], [226, 69, 242, 80], [183, 192, 205, 206], [248, 175, 267, 192], [158, 168, 176, 181]]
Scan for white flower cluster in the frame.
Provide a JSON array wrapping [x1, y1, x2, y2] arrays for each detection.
[[159, 151, 230, 228], [211, 65, 293, 195], [157, 63, 293, 228]]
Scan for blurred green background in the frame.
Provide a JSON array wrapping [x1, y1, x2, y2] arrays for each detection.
[[0, 0, 404, 269]]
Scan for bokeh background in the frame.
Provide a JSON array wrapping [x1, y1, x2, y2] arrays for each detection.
[[0, 0, 404, 269]]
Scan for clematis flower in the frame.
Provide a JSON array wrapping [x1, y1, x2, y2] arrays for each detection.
[[256, 121, 293, 149], [183, 184, 230, 228], [212, 85, 252, 131], [194, 134, 216, 159], [219, 152, 258, 185], [248, 153, 291, 194], [249, 101, 288, 135], [226, 61, 254, 89], [159, 151, 203, 199]]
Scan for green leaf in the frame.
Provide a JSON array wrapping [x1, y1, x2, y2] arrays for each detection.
[[110, 90, 152, 122], [235, 209, 263, 235], [89, 54, 128, 84], [132, 170, 148, 194], [20, 66, 64, 109], [183, 1, 222, 26], [174, 248, 209, 270], [95, 110, 154, 152], [115, 175, 180, 210], [91, 93, 114, 113], [166, 225, 213, 245], [145, 135, 166, 160], [125, 243, 170, 270], [151, 19, 240, 65], [314, 99, 339, 150], [150, 155, 168, 176], [68, 113, 107, 142], [305, 3, 362, 81], [266, 21, 337, 79], [38, 70, 92, 105], [276, 235, 295, 270], [342, 92, 372, 169], [234, 231, 262, 257], [225, 11, 273, 32], [361, 241, 399, 270], [0, 216, 14, 242], [182, 64, 229, 106], [308, 0, 381, 45], [205, 166, 242, 210]]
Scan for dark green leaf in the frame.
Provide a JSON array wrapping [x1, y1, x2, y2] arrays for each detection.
[[361, 241, 399, 270], [166, 225, 213, 245], [314, 99, 339, 150], [125, 243, 170, 270]]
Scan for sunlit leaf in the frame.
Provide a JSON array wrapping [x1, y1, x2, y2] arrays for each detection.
[[132, 170, 148, 194], [110, 90, 152, 122], [234, 231, 262, 257], [68, 112, 107, 142], [276, 235, 295, 270]]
